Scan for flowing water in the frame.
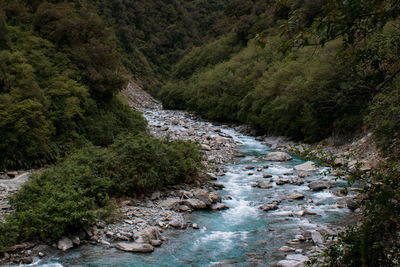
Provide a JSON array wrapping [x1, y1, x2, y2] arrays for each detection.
[[36, 111, 352, 267]]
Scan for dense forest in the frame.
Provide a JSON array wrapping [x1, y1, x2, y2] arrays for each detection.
[[159, 0, 400, 152], [0, 0, 215, 250], [1, 0, 400, 265]]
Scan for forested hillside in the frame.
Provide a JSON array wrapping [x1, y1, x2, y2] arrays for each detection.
[[159, 0, 400, 156], [1, 0, 400, 265], [0, 0, 214, 249]]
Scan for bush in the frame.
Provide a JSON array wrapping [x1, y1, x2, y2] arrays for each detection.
[[0, 147, 112, 248], [80, 97, 147, 147], [322, 163, 400, 266], [0, 133, 203, 249]]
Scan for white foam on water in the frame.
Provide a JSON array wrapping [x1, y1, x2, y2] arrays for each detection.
[[222, 200, 257, 224], [313, 191, 335, 199], [193, 231, 249, 252], [26, 260, 63, 267]]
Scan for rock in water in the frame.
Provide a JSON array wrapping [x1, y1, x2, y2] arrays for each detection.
[[308, 181, 329, 191], [211, 203, 229, 210], [114, 242, 154, 253], [57, 237, 73, 251], [294, 161, 318, 172], [288, 193, 304, 200], [259, 204, 278, 211], [255, 181, 273, 189], [264, 152, 292, 161]]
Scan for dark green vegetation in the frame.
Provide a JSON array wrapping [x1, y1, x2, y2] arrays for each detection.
[[2, 0, 400, 264], [0, 0, 210, 249], [0, 0, 228, 170], [323, 164, 400, 266], [159, 0, 400, 148], [0, 135, 202, 249]]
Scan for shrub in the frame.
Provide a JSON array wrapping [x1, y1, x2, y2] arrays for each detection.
[[0, 134, 203, 249]]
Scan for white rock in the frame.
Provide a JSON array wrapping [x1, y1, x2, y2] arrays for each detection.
[[288, 193, 304, 200], [114, 242, 154, 253], [279, 246, 296, 252], [181, 199, 207, 209], [134, 227, 161, 244], [311, 231, 324, 245], [200, 144, 212, 151], [276, 260, 304, 267], [294, 161, 318, 172], [57, 237, 73, 251], [286, 254, 309, 262], [265, 152, 292, 161]]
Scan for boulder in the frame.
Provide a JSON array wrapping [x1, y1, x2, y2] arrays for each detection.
[[263, 174, 273, 178], [286, 254, 309, 262], [259, 204, 278, 211], [211, 203, 230, 210], [150, 240, 162, 246], [181, 199, 207, 209], [71, 236, 80, 246], [294, 161, 318, 172], [169, 219, 187, 229], [265, 152, 292, 161], [159, 198, 181, 210], [179, 205, 192, 212], [308, 181, 329, 191], [311, 231, 324, 245], [279, 246, 296, 252], [114, 242, 154, 253], [212, 183, 225, 190], [276, 179, 290, 185], [134, 227, 161, 244], [346, 198, 359, 211], [57, 237, 73, 251], [178, 190, 194, 199], [255, 181, 273, 189], [200, 144, 212, 151], [288, 193, 304, 200], [276, 260, 304, 267], [192, 189, 212, 206], [209, 192, 222, 203]]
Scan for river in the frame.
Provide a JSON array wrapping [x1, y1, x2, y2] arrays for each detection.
[[36, 106, 352, 267]]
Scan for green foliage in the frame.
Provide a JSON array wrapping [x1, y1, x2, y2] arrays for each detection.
[[0, 146, 112, 248], [80, 97, 147, 147], [366, 82, 400, 159], [33, 1, 127, 98], [322, 163, 400, 266], [0, 133, 203, 249], [172, 32, 242, 79], [105, 134, 203, 195]]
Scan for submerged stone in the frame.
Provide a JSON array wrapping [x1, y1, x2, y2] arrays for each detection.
[[114, 242, 154, 253]]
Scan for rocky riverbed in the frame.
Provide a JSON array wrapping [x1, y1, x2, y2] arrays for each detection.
[[1, 82, 362, 266]]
